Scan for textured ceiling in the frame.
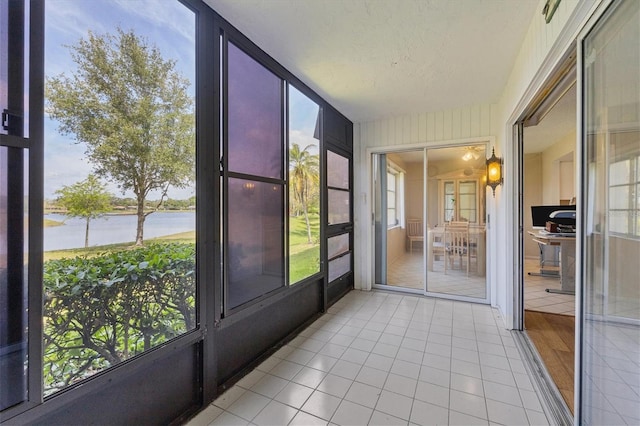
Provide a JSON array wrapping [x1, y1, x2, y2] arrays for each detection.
[[205, 0, 540, 123]]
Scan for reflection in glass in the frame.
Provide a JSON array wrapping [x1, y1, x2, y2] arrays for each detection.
[[228, 179, 284, 309], [328, 189, 350, 225], [328, 233, 349, 259], [0, 147, 27, 410], [228, 43, 282, 179], [328, 253, 351, 283], [327, 151, 349, 189], [0, 0, 7, 133], [43, 0, 196, 395], [582, 1, 640, 423], [289, 85, 320, 284]]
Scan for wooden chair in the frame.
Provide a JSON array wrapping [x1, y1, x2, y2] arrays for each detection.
[[406, 219, 424, 253], [444, 221, 470, 275]]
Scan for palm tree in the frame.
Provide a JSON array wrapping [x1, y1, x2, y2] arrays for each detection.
[[289, 143, 319, 243]]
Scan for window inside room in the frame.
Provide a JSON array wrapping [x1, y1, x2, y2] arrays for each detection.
[[608, 132, 640, 237]]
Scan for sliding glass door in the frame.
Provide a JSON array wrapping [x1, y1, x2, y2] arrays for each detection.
[[580, 0, 640, 423], [372, 145, 488, 303]]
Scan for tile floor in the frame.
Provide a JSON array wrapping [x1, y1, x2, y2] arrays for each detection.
[[386, 252, 486, 299], [187, 290, 550, 426], [524, 258, 574, 315]]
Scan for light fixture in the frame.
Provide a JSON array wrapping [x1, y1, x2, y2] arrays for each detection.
[[242, 181, 255, 196], [486, 147, 503, 197], [462, 147, 481, 161]]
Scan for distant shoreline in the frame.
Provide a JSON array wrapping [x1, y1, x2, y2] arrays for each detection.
[[44, 209, 195, 216], [43, 210, 195, 227]]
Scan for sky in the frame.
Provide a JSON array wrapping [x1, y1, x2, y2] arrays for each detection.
[[43, 0, 319, 200]]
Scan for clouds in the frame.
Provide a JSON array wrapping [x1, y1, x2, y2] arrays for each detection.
[[44, 0, 196, 200]]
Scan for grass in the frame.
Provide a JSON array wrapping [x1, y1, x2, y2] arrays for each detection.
[[289, 214, 320, 283], [44, 231, 195, 261], [44, 215, 321, 282], [44, 218, 64, 227]]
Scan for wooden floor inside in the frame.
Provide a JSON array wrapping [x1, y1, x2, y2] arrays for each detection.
[[524, 309, 575, 414]]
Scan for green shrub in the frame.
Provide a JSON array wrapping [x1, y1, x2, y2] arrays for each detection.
[[43, 243, 195, 394]]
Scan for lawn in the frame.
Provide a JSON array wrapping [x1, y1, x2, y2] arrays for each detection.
[[289, 214, 320, 283], [44, 231, 196, 261], [44, 215, 321, 283]]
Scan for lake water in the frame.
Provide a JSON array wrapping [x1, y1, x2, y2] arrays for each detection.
[[44, 212, 195, 251]]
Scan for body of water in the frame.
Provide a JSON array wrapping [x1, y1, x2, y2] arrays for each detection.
[[44, 212, 195, 251]]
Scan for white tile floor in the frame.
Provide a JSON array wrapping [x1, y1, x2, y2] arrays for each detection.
[[187, 290, 549, 426], [524, 258, 574, 315], [386, 252, 486, 299]]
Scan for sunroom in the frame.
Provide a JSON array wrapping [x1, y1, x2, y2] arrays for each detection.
[[1, 0, 638, 425]]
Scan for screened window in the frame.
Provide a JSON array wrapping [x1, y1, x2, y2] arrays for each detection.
[[42, 0, 196, 395], [327, 151, 350, 225], [288, 85, 320, 285], [226, 42, 285, 309]]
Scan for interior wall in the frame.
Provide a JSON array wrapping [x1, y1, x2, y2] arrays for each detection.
[[427, 178, 438, 228], [559, 158, 575, 202], [405, 162, 423, 222], [542, 130, 576, 204], [524, 153, 543, 258], [609, 237, 640, 300], [386, 153, 409, 265], [386, 227, 404, 264]]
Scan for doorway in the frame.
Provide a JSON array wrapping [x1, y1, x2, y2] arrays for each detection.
[[519, 54, 577, 416], [371, 143, 488, 303]]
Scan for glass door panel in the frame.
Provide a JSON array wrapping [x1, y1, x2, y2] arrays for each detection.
[[372, 150, 424, 291], [581, 0, 640, 423], [426, 145, 487, 301]]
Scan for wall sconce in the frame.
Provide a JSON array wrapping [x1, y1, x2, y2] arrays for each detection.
[[242, 181, 255, 196], [486, 147, 503, 197]]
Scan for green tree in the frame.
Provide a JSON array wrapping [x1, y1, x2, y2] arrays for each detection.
[[289, 143, 319, 243], [55, 175, 111, 248], [46, 28, 195, 245]]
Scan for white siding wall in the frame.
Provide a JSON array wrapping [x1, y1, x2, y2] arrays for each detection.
[[353, 105, 497, 293], [354, 0, 599, 328]]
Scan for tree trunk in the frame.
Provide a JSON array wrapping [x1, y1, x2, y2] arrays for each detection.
[[135, 195, 145, 245], [84, 217, 90, 248], [304, 204, 312, 244]]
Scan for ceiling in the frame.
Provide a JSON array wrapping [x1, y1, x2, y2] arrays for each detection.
[[206, 0, 540, 123], [524, 84, 577, 154]]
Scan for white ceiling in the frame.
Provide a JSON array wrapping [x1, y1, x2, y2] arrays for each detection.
[[524, 84, 576, 154], [205, 0, 540, 123]]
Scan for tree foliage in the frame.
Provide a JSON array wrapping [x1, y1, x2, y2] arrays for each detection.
[[46, 28, 195, 245], [289, 143, 319, 243], [55, 175, 112, 247]]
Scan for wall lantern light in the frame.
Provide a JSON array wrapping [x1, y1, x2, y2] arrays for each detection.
[[486, 147, 503, 197]]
